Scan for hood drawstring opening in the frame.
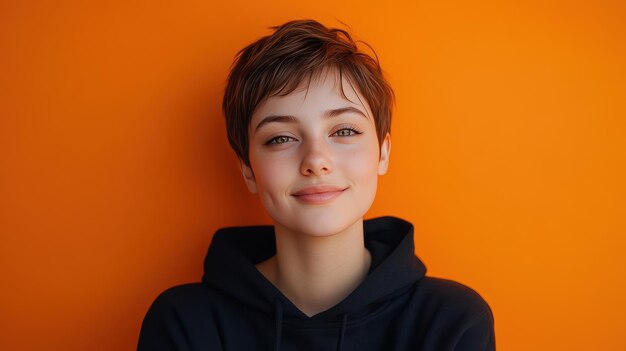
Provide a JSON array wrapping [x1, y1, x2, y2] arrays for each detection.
[[274, 298, 283, 351], [336, 313, 348, 351], [273, 298, 349, 351]]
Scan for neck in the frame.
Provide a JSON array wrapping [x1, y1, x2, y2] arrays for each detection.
[[256, 218, 371, 317]]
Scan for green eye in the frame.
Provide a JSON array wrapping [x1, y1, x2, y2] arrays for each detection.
[[334, 128, 361, 137], [266, 135, 295, 145]]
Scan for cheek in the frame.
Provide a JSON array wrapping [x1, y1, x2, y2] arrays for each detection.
[[342, 141, 381, 179], [250, 153, 291, 192]]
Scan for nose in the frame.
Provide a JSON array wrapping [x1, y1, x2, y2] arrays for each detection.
[[299, 140, 333, 176]]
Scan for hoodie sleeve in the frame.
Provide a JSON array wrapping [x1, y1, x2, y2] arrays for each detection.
[[449, 283, 495, 351], [137, 284, 222, 351], [137, 288, 192, 351], [417, 278, 495, 351], [452, 302, 495, 351]]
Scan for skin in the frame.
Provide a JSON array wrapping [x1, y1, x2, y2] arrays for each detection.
[[240, 68, 391, 317]]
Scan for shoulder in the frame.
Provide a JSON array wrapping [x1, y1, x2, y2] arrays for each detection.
[[138, 283, 223, 350], [416, 277, 493, 317], [410, 277, 496, 350], [152, 282, 213, 301], [145, 283, 215, 317]]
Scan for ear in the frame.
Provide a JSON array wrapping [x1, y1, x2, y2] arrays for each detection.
[[378, 133, 391, 175], [240, 160, 258, 193]]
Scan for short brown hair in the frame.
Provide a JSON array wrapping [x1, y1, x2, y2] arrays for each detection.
[[222, 19, 395, 167]]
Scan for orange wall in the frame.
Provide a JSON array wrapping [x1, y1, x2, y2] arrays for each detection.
[[1, 0, 625, 350]]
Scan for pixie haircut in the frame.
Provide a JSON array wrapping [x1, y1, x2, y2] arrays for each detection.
[[222, 19, 395, 167]]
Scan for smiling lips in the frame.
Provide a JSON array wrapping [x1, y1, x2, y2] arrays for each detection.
[[291, 185, 347, 204]]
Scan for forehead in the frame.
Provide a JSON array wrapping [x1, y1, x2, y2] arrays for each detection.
[[250, 69, 373, 127]]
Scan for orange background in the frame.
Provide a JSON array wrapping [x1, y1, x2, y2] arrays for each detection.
[[1, 0, 625, 350]]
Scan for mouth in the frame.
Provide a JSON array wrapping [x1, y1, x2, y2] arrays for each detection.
[[291, 185, 348, 205]]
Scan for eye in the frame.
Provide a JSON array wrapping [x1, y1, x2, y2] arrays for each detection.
[[265, 135, 297, 145], [332, 127, 363, 137]]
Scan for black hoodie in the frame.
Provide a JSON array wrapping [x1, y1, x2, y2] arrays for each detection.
[[137, 216, 495, 350]]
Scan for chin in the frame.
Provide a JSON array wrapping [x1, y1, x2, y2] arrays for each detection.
[[266, 188, 377, 237], [276, 210, 365, 237]]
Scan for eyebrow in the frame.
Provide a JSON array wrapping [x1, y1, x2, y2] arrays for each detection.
[[254, 106, 368, 133]]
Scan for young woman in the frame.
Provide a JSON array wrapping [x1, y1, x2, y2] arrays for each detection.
[[138, 19, 495, 351]]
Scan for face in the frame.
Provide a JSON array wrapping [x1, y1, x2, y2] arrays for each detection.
[[241, 69, 391, 237]]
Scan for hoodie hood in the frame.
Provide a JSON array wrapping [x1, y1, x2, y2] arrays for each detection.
[[201, 216, 427, 350]]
